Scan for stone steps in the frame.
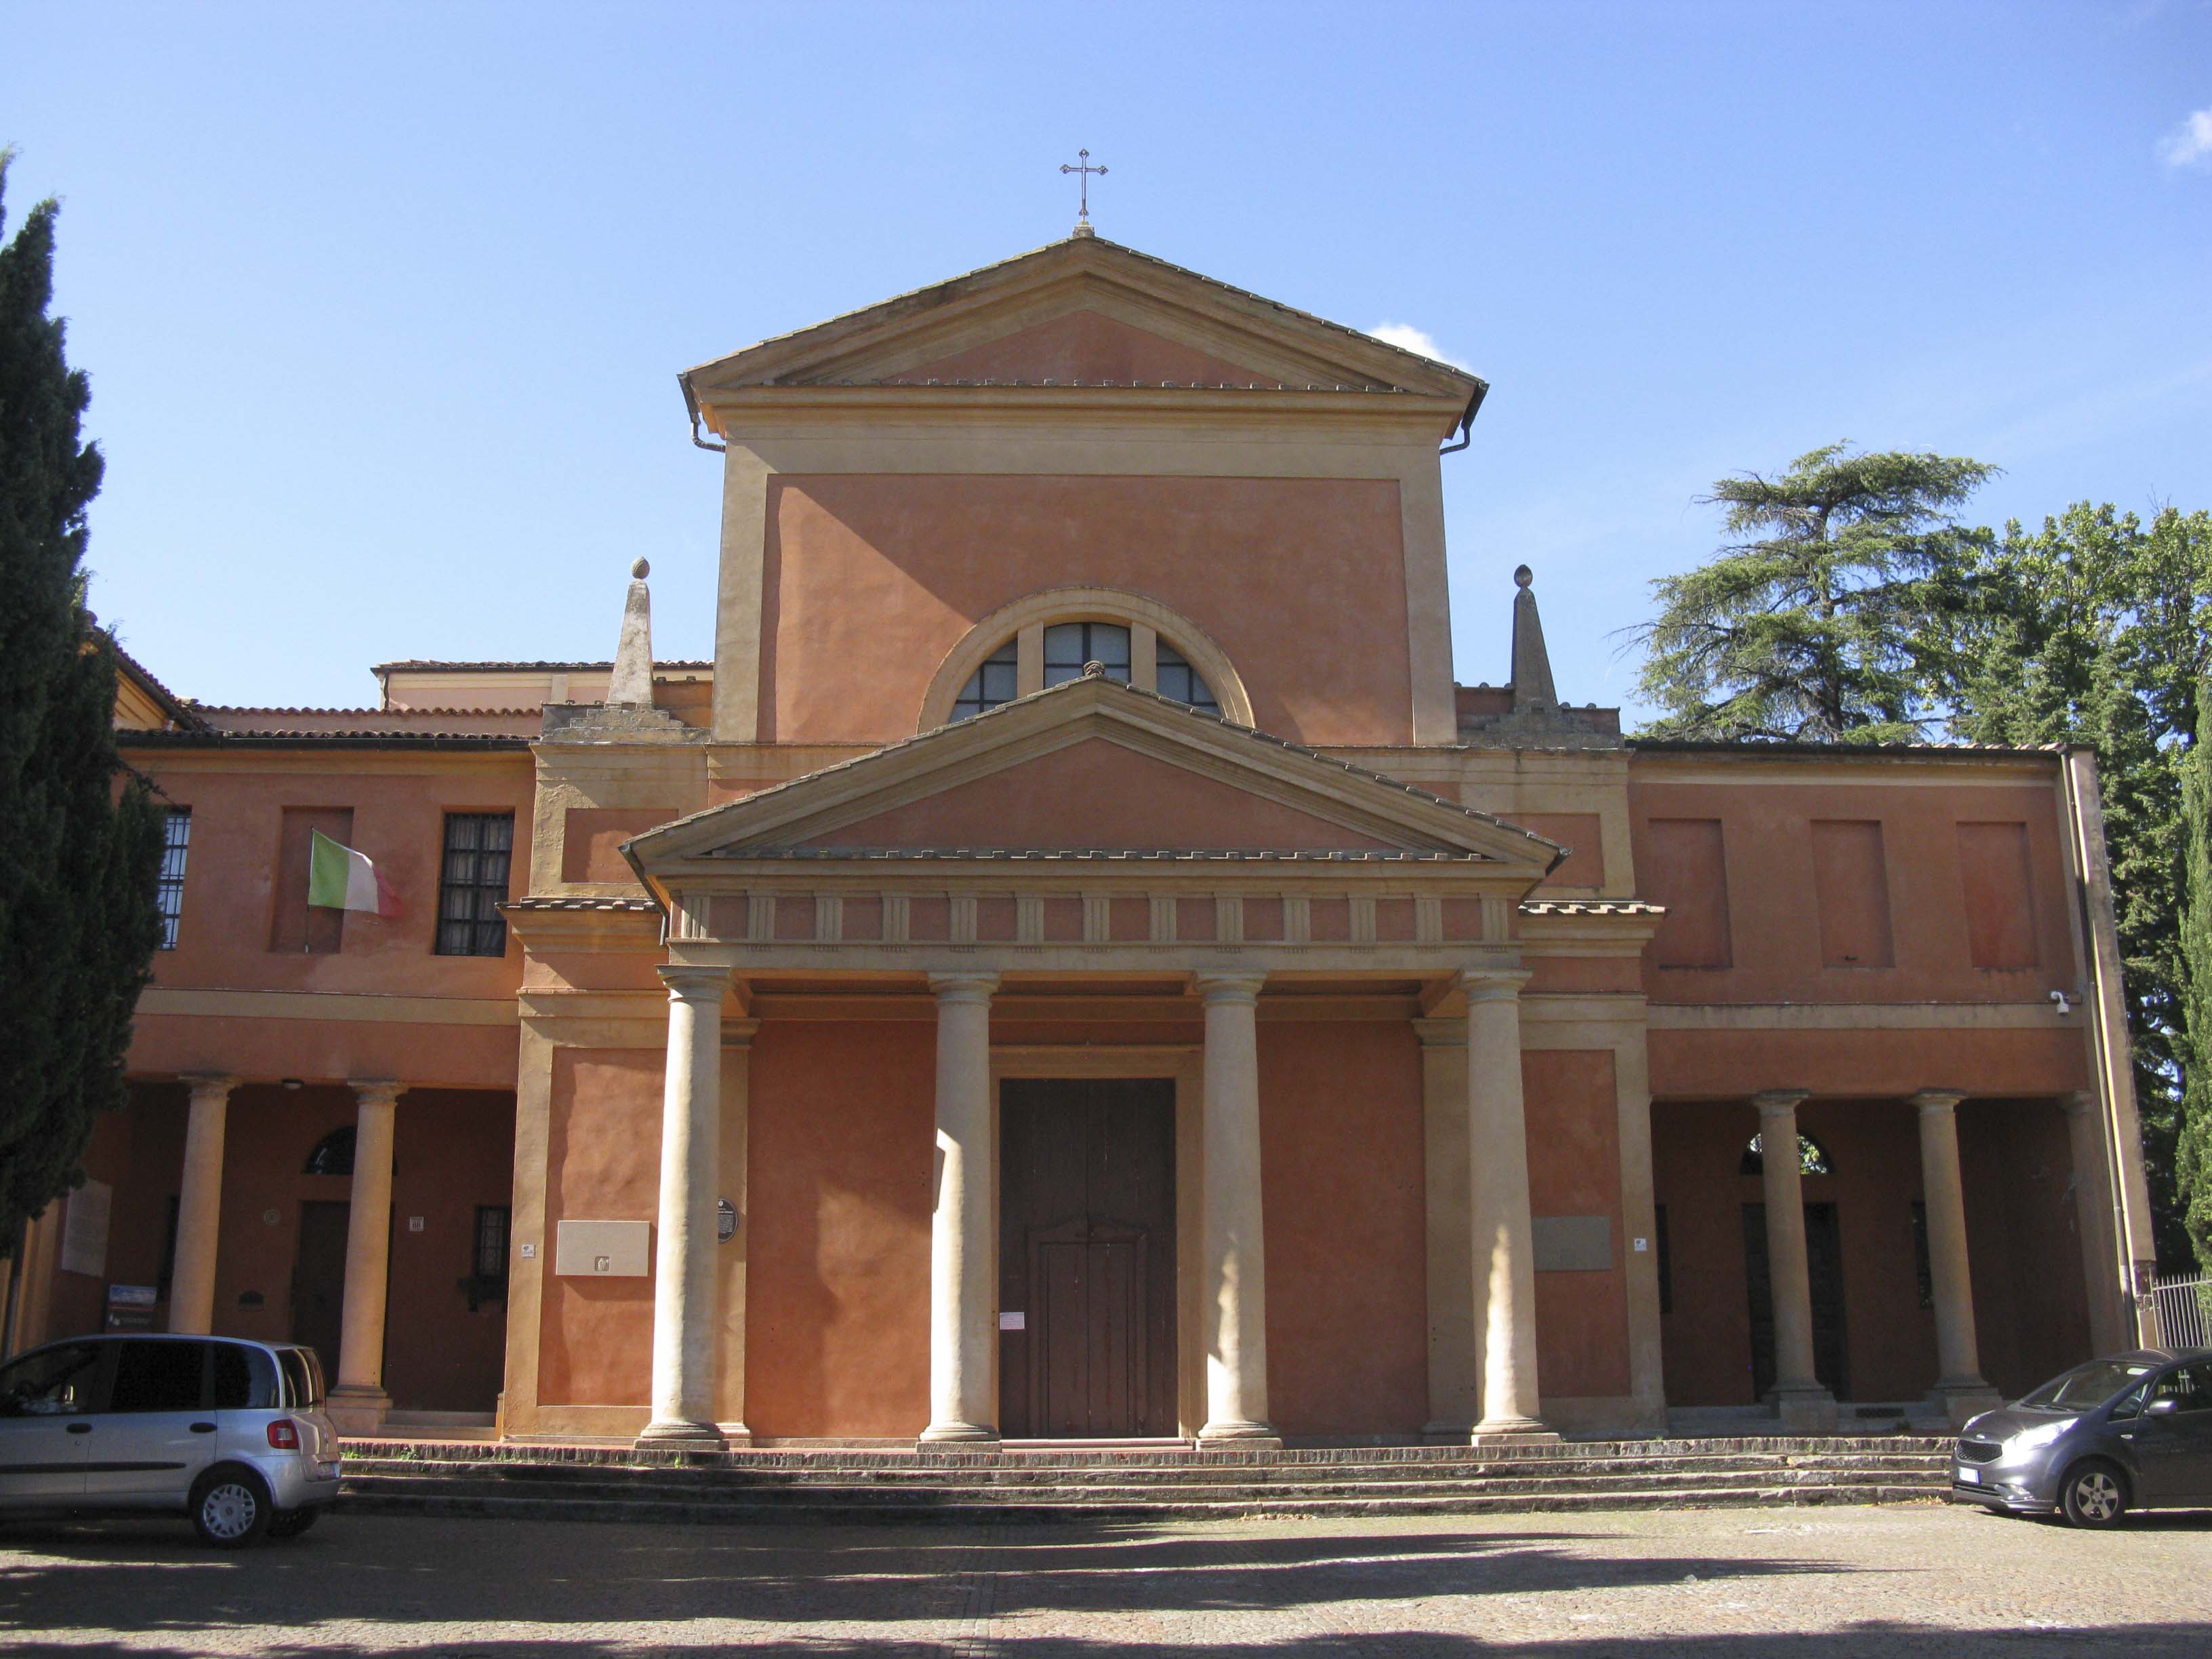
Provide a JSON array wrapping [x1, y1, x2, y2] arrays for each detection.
[[335, 1435, 1951, 1526]]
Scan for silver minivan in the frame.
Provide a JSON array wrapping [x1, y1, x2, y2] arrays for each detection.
[[0, 1333, 342, 1546]]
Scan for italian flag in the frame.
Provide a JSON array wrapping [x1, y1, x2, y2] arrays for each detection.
[[307, 830, 401, 918]]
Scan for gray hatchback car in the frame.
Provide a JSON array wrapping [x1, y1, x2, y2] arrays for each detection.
[[0, 1333, 342, 1547], [1952, 1347, 2212, 1528]]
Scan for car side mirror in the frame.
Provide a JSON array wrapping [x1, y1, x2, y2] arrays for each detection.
[[2145, 1396, 2182, 1417]]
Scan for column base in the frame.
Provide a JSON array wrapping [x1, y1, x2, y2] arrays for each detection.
[[1471, 1415, 1560, 1446], [716, 1421, 755, 1449], [1769, 1383, 1838, 1433], [918, 1421, 1000, 1445], [635, 1417, 727, 1450], [324, 1386, 392, 1435], [1927, 1380, 2003, 1431], [1197, 1419, 1283, 1450]]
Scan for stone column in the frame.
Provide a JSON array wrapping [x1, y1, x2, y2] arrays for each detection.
[[922, 972, 1000, 1443], [2061, 1090, 2126, 1355], [1416, 1019, 1478, 1440], [168, 1074, 237, 1336], [1913, 1090, 2001, 1429], [1753, 1090, 1836, 1431], [1464, 970, 1554, 1441], [639, 964, 732, 1446], [327, 1079, 403, 1431], [1195, 970, 1278, 1446]]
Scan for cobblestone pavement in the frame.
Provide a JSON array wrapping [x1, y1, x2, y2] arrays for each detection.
[[4, 1500, 2211, 1657]]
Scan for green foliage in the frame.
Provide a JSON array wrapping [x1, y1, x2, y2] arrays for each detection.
[[2177, 678, 2212, 1269], [1940, 505, 2212, 1269], [1635, 443, 1999, 742], [0, 155, 165, 1256]]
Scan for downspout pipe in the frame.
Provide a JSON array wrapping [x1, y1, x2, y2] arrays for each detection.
[[1439, 382, 1488, 455], [680, 374, 727, 453]]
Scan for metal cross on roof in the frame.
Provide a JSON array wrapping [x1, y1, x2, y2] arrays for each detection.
[[1060, 148, 1107, 234]]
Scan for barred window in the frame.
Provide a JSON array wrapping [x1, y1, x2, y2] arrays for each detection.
[[157, 808, 191, 949], [436, 813, 514, 958], [474, 1206, 511, 1282], [951, 639, 1019, 722], [1910, 1200, 1934, 1309]]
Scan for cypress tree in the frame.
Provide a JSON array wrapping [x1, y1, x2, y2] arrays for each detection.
[[0, 155, 165, 1256]]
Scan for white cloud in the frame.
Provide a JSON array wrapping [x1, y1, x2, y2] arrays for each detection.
[[1369, 321, 1469, 369], [2158, 106, 2212, 169]]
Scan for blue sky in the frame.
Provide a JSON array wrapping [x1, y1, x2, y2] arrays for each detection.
[[5, 1, 2208, 720]]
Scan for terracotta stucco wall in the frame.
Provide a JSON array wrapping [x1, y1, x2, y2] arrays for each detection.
[[1629, 774, 2080, 1005], [1258, 1021, 1428, 1437], [1525, 1050, 1632, 1398], [539, 1050, 660, 1407], [744, 1022, 936, 1439], [762, 474, 1412, 748]]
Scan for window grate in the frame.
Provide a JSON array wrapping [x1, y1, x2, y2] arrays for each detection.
[[474, 1206, 511, 1281], [1910, 1200, 1933, 1309], [157, 808, 191, 948], [436, 813, 514, 957]]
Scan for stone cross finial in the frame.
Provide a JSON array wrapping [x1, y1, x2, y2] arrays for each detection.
[[607, 558, 655, 708], [1509, 565, 1559, 713]]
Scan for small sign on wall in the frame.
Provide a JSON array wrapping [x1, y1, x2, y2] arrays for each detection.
[[554, 1219, 651, 1277], [60, 1180, 111, 1278], [998, 1311, 1025, 1332], [1532, 1214, 1614, 1273]]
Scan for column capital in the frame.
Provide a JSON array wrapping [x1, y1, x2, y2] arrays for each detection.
[[1910, 1089, 1967, 1116], [928, 971, 1000, 1004], [1456, 966, 1530, 1004], [178, 1072, 239, 1101], [1193, 970, 1266, 1005], [1751, 1089, 1809, 1120], [659, 962, 734, 1002], [346, 1078, 405, 1111], [2059, 1088, 2100, 1119]]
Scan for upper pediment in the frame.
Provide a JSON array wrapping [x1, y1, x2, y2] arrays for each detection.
[[627, 676, 1561, 877], [682, 236, 1483, 417]]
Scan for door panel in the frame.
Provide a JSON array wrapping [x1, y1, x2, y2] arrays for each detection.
[[0, 1340, 102, 1500], [1000, 1078, 1175, 1437], [292, 1200, 350, 1382], [1742, 1202, 1850, 1400], [2131, 1366, 2212, 1500], [84, 1339, 216, 1500]]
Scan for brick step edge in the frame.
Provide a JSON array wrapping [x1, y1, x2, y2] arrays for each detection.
[[339, 1470, 1944, 1506], [336, 1483, 1946, 1527], [339, 1435, 1949, 1470]]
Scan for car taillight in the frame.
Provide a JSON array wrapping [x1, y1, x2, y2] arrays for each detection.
[[267, 1420, 301, 1450]]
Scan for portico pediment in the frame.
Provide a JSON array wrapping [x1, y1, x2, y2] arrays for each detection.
[[626, 676, 1563, 880], [682, 235, 1483, 419]]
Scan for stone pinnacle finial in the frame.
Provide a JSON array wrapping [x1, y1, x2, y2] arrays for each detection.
[[1509, 565, 1558, 713], [607, 558, 655, 708]]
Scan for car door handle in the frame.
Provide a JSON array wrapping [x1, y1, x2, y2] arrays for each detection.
[[66, 1422, 92, 1435], [190, 1422, 216, 1433]]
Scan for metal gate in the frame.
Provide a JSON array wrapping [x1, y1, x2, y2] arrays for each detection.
[[2148, 1273, 2211, 1349]]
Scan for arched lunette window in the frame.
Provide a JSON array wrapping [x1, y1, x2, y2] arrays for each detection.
[[952, 621, 1218, 721], [304, 1127, 356, 1176]]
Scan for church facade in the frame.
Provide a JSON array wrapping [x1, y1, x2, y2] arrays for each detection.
[[2, 234, 2163, 1448]]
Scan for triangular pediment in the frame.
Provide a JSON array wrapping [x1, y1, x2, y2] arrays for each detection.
[[628, 677, 1561, 873], [682, 236, 1483, 407]]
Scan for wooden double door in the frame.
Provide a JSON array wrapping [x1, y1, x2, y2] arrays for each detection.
[[998, 1079, 1178, 1439]]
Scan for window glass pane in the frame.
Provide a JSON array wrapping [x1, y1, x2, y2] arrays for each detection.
[[1154, 644, 1217, 713], [1043, 622, 1130, 687], [211, 1344, 279, 1410], [436, 813, 514, 957], [110, 1340, 206, 1412], [0, 1342, 102, 1413], [157, 809, 191, 949], [1043, 623, 1085, 668], [951, 640, 1019, 722], [278, 1347, 325, 1408]]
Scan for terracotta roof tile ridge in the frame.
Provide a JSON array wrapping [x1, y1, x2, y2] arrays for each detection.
[[687, 234, 1484, 394], [375, 658, 714, 674], [720, 846, 1487, 862]]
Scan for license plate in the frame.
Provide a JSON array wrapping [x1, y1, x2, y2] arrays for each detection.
[[318, 1460, 342, 1480], [1957, 1468, 1980, 1484]]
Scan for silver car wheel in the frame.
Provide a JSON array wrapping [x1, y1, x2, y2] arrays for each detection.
[[2072, 1470, 2121, 1522], [199, 1481, 259, 1541]]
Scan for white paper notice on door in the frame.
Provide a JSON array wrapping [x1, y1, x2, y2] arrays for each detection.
[[61, 1179, 112, 1278], [998, 1311, 1025, 1331]]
